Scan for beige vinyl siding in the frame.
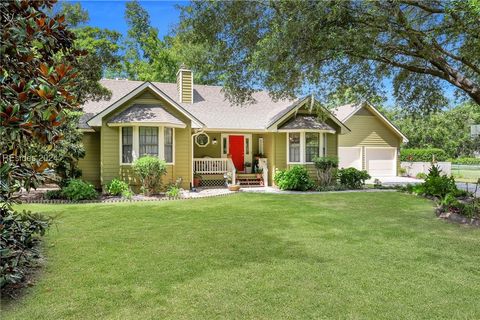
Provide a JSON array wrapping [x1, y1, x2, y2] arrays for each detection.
[[326, 132, 337, 157], [78, 132, 101, 187], [100, 90, 192, 190], [171, 126, 192, 189], [193, 132, 221, 158], [100, 124, 119, 186], [178, 70, 193, 103], [338, 111, 400, 148], [339, 107, 402, 173], [275, 133, 287, 170]]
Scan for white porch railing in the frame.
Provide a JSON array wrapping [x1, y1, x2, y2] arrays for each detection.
[[193, 158, 228, 174], [193, 158, 236, 185]]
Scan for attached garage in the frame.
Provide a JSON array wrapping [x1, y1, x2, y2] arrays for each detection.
[[333, 102, 408, 177], [338, 147, 362, 170], [365, 147, 396, 177]]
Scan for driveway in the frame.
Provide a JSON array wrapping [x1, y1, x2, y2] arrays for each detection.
[[456, 182, 480, 196], [367, 176, 423, 186]]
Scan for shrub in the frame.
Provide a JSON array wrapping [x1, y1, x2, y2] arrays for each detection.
[[166, 185, 181, 198], [422, 165, 457, 198], [274, 166, 315, 191], [107, 179, 130, 196], [416, 172, 427, 179], [400, 148, 448, 162], [132, 156, 167, 195], [450, 157, 480, 165], [61, 179, 98, 201], [338, 168, 371, 189], [121, 189, 134, 200], [440, 193, 460, 210], [44, 190, 64, 200], [1, 210, 51, 289], [313, 156, 338, 186]]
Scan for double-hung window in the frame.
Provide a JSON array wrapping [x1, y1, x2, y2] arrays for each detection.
[[122, 127, 133, 164], [288, 132, 327, 163], [305, 132, 320, 162], [288, 132, 301, 163], [139, 127, 158, 157]]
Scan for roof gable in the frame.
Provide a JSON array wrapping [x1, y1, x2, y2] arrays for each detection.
[[334, 102, 408, 143], [107, 104, 186, 128], [267, 96, 350, 134], [86, 82, 204, 128]]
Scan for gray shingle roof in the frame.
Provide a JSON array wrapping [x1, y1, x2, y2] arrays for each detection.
[[80, 79, 297, 130], [330, 103, 361, 122], [108, 104, 185, 127], [278, 115, 335, 131]]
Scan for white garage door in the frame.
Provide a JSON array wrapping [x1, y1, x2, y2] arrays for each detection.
[[365, 148, 396, 176], [338, 147, 362, 170]]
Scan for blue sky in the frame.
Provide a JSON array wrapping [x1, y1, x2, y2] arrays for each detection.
[[76, 0, 185, 38], [70, 0, 456, 108]]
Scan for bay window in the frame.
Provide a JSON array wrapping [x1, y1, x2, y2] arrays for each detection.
[[120, 126, 174, 165], [287, 132, 328, 163]]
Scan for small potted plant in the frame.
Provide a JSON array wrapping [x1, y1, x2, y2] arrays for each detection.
[[244, 162, 252, 174], [193, 172, 202, 188]]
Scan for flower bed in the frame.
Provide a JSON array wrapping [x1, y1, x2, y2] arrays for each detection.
[[400, 165, 479, 226]]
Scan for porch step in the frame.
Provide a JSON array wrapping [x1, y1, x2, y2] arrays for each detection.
[[237, 174, 263, 186]]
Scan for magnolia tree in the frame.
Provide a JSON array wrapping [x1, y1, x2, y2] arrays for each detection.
[[0, 0, 83, 209]]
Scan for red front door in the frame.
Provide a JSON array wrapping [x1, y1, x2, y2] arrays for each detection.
[[229, 135, 244, 171]]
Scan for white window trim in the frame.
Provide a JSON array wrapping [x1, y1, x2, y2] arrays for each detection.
[[119, 126, 175, 166], [287, 131, 328, 164]]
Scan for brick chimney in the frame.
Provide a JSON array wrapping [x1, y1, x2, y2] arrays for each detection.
[[176, 64, 193, 103]]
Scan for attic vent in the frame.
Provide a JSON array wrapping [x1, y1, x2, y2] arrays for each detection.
[[176, 65, 193, 104]]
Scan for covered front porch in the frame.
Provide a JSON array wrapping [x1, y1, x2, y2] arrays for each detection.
[[192, 131, 269, 187]]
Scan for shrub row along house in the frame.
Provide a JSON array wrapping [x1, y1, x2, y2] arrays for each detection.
[[77, 66, 408, 190]]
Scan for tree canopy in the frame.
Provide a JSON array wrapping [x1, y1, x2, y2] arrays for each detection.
[[177, 0, 480, 109], [0, 0, 83, 207], [122, 0, 214, 84], [389, 103, 480, 157]]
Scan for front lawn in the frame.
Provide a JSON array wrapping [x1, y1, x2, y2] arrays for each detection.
[[3, 192, 480, 319]]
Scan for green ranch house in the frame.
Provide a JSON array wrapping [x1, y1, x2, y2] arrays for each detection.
[[77, 66, 408, 190]]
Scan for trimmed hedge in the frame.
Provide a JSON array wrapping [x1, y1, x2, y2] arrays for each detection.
[[400, 148, 448, 162], [450, 157, 480, 165]]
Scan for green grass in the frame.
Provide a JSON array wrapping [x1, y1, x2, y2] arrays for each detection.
[[452, 169, 480, 183], [3, 192, 480, 319]]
